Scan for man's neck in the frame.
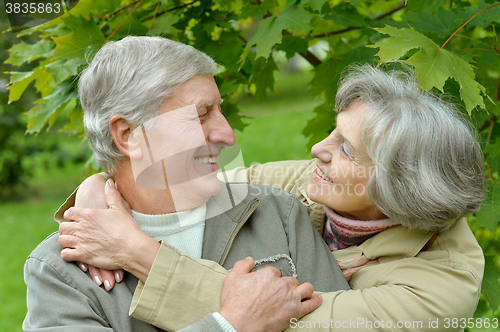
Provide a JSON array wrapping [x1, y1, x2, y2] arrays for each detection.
[[114, 164, 177, 214]]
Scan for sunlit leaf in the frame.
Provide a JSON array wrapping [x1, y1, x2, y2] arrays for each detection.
[[26, 81, 78, 134], [243, 16, 283, 60], [5, 39, 54, 67], [53, 14, 105, 60], [8, 71, 37, 104], [33, 67, 55, 98], [371, 26, 488, 114], [45, 58, 86, 83]]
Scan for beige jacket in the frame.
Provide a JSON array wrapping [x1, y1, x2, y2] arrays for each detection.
[[130, 159, 484, 331]]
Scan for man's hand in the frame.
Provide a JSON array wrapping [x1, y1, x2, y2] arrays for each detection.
[[219, 257, 322, 332], [58, 179, 160, 283]]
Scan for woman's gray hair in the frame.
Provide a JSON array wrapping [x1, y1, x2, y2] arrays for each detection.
[[336, 64, 486, 232], [79, 36, 217, 174]]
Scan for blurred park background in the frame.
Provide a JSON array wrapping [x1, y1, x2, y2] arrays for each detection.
[[2, 0, 500, 331]]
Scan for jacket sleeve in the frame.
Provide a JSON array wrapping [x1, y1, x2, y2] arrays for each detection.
[[286, 259, 481, 332], [133, 245, 481, 332], [129, 242, 228, 331], [23, 256, 113, 332]]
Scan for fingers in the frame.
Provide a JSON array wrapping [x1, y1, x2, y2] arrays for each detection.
[[58, 233, 77, 248], [295, 282, 314, 300], [337, 254, 370, 269], [77, 262, 88, 272], [114, 269, 124, 283], [298, 294, 323, 317], [100, 268, 116, 291], [230, 257, 255, 274], [89, 265, 103, 286], [104, 179, 129, 211]]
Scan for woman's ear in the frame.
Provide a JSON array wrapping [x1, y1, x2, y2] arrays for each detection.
[[109, 115, 143, 159]]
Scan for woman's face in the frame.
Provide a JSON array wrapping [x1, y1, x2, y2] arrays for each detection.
[[306, 101, 385, 221]]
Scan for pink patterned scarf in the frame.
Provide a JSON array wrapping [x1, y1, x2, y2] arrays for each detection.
[[323, 206, 399, 251]]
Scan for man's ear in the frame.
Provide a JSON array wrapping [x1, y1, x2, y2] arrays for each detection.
[[109, 115, 143, 159]]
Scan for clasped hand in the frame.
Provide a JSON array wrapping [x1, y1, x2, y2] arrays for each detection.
[[58, 178, 159, 288]]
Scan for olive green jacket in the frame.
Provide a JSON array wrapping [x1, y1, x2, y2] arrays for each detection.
[[24, 181, 348, 331], [131, 160, 484, 332]]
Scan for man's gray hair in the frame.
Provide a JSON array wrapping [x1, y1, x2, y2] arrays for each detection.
[[336, 64, 486, 232], [79, 36, 217, 174]]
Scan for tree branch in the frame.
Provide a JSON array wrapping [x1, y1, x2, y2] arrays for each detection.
[[141, 0, 200, 22], [311, 2, 407, 39], [106, 0, 145, 42], [103, 0, 143, 19], [147, 1, 161, 35], [299, 51, 322, 67]]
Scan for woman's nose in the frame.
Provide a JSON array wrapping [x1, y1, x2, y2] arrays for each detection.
[[311, 137, 332, 163]]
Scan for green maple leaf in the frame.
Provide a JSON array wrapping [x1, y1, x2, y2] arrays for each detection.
[[371, 26, 488, 114], [34, 67, 55, 98], [53, 14, 105, 60], [325, 2, 368, 28], [45, 58, 86, 84], [276, 35, 309, 59], [302, 103, 336, 149], [483, 256, 500, 313], [302, 0, 327, 12], [107, 13, 149, 39], [278, 4, 314, 34], [243, 16, 283, 60], [403, 7, 464, 38], [406, 0, 447, 13], [5, 39, 54, 67], [250, 57, 278, 101], [26, 81, 78, 134], [8, 71, 37, 104], [346, 0, 363, 6], [476, 183, 500, 235], [310, 57, 338, 103], [243, 3, 314, 60], [148, 14, 181, 37]]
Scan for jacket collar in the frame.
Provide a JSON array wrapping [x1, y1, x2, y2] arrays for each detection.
[[202, 182, 260, 265], [334, 225, 435, 262]]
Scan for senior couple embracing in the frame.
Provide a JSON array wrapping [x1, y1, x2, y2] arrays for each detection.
[[23, 36, 485, 332]]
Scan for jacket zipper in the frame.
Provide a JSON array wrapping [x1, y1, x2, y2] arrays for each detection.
[[219, 199, 261, 266]]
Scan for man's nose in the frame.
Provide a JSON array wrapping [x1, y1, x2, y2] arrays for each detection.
[[207, 110, 236, 145]]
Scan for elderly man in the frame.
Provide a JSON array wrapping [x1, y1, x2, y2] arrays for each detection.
[[23, 36, 348, 332]]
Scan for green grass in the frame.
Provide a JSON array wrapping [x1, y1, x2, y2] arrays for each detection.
[[0, 160, 88, 332]]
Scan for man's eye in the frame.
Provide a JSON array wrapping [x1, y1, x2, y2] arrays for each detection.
[[340, 144, 348, 156]]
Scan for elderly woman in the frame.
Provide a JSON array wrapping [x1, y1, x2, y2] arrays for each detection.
[[59, 64, 486, 331]]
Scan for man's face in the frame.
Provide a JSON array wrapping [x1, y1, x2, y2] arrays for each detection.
[[129, 75, 236, 211]]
